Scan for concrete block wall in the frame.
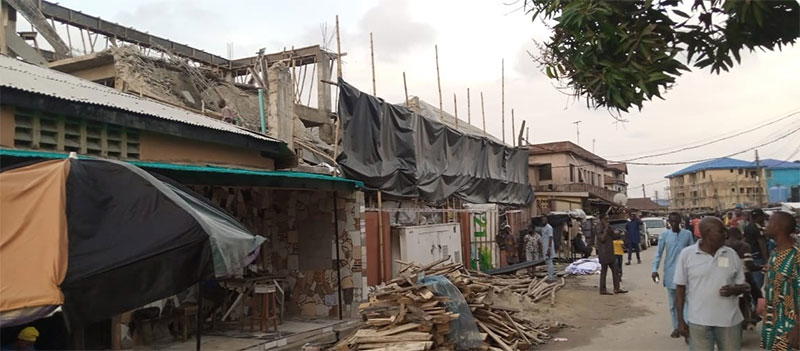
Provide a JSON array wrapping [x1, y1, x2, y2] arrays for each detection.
[[190, 185, 365, 319]]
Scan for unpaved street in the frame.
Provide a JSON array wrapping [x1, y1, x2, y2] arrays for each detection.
[[540, 248, 761, 350]]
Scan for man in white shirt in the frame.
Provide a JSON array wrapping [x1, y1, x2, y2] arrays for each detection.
[[674, 217, 750, 351], [540, 216, 556, 282]]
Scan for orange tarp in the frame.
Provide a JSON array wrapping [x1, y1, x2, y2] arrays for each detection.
[[0, 159, 70, 312]]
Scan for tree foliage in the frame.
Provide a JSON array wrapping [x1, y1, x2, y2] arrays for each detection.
[[525, 0, 799, 112]]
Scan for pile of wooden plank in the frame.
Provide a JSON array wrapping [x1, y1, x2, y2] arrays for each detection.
[[331, 257, 566, 351]]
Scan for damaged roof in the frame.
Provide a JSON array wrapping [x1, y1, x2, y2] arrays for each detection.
[[0, 54, 294, 164], [0, 54, 272, 141]]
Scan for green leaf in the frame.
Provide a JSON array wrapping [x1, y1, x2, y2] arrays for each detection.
[[672, 9, 691, 18]]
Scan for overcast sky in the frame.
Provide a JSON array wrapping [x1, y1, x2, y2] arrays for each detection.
[[52, 0, 800, 199]]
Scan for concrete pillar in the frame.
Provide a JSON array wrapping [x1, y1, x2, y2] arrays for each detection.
[[317, 51, 332, 114], [317, 52, 336, 144], [267, 62, 294, 151], [0, 3, 17, 56]]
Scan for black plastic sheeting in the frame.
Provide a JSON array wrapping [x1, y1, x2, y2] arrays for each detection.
[[61, 159, 213, 326], [336, 80, 533, 206]]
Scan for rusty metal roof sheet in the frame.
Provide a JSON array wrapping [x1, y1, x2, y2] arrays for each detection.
[[0, 54, 277, 143]]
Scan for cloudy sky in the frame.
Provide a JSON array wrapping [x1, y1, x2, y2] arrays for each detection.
[[49, 0, 800, 199]]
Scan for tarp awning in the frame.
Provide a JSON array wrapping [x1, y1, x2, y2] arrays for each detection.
[[0, 148, 363, 192]]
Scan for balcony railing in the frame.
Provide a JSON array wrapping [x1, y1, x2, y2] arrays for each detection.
[[534, 183, 621, 203]]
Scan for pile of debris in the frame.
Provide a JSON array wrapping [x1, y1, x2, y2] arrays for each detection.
[[332, 258, 566, 351]]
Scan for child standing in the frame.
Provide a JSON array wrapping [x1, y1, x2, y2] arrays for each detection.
[[613, 236, 625, 278]]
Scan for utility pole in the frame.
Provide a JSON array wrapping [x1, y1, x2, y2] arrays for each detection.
[[755, 149, 765, 206], [642, 184, 646, 198], [573, 120, 582, 145]]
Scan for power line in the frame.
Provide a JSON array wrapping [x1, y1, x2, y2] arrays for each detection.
[[617, 110, 800, 162], [619, 126, 800, 166]]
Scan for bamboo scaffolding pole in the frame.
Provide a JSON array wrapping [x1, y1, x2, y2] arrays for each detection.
[[511, 109, 516, 147], [480, 91, 487, 136], [435, 45, 443, 120], [467, 88, 471, 125], [370, 32, 376, 95], [501, 58, 505, 144], [403, 72, 409, 106], [453, 93, 458, 128], [333, 15, 343, 159]]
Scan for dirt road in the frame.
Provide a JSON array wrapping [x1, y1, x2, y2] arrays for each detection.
[[540, 247, 762, 350]]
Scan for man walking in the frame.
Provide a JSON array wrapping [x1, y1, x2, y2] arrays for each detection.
[[675, 217, 749, 351], [626, 212, 643, 265], [761, 211, 799, 351], [745, 209, 769, 290], [540, 216, 556, 282], [652, 212, 696, 338], [597, 215, 627, 295]]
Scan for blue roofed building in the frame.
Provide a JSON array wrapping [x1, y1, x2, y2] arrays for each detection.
[[761, 159, 800, 202], [666, 157, 763, 211], [666, 157, 800, 211]]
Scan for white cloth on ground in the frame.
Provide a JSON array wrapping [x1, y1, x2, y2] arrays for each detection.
[[565, 257, 601, 275]]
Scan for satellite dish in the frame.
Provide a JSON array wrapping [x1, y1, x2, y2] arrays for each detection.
[[613, 193, 628, 206]]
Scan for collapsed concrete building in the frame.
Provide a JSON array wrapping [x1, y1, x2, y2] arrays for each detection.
[[1, 0, 367, 349]]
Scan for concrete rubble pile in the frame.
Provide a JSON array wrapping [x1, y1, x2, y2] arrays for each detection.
[[109, 46, 263, 131], [331, 258, 566, 351]]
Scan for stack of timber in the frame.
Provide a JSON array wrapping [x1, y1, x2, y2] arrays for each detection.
[[331, 257, 566, 351]]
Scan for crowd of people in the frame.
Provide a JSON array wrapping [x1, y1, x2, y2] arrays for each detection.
[[651, 209, 800, 351], [525, 207, 800, 351]]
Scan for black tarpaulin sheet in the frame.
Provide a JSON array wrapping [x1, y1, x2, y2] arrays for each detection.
[[61, 159, 213, 325], [336, 79, 533, 205]]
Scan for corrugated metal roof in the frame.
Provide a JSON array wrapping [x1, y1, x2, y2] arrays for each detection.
[[761, 159, 800, 170], [666, 157, 756, 178], [666, 157, 800, 178], [0, 54, 278, 143]]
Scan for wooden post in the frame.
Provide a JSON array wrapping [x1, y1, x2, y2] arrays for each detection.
[[517, 120, 526, 147], [377, 191, 386, 282], [467, 88, 471, 125], [335, 16, 343, 79], [526, 126, 530, 145], [501, 58, 505, 144], [332, 192, 343, 320], [480, 91, 486, 136], [333, 15, 343, 160], [196, 282, 202, 351], [511, 108, 515, 147], [111, 315, 121, 350], [435, 45, 443, 120], [79, 27, 87, 54], [453, 93, 458, 128], [370, 32, 376, 95], [403, 72, 409, 106]]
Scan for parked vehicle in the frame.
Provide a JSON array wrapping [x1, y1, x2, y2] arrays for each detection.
[[642, 217, 667, 246], [608, 219, 649, 251]]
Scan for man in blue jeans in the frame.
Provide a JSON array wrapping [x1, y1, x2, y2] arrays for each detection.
[[675, 217, 750, 350], [625, 212, 643, 265], [652, 212, 695, 338]]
